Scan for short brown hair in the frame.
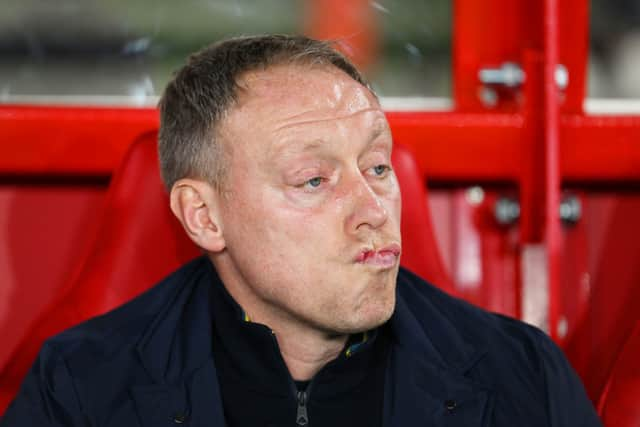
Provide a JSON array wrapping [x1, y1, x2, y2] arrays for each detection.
[[158, 34, 372, 191]]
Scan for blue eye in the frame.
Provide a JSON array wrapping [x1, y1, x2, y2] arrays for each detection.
[[306, 177, 323, 188], [372, 165, 390, 176]]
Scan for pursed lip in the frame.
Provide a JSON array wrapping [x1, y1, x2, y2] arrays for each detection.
[[355, 243, 402, 267]]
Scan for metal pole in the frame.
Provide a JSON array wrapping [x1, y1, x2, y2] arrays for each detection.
[[543, 0, 561, 342]]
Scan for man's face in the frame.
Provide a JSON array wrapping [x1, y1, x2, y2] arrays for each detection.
[[216, 64, 401, 335]]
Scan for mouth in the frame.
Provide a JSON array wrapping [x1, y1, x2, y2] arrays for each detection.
[[355, 243, 401, 269]]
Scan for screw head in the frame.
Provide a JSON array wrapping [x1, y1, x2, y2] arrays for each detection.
[[466, 186, 485, 205], [557, 316, 569, 339], [479, 87, 498, 107], [559, 195, 581, 224], [173, 414, 187, 424], [445, 399, 457, 412], [494, 197, 520, 225], [555, 64, 569, 90]]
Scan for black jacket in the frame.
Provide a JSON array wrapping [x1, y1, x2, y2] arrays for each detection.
[[1, 257, 601, 426]]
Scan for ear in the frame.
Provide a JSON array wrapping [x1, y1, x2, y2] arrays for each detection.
[[170, 179, 226, 253]]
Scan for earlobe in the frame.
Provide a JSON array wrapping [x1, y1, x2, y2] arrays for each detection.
[[169, 179, 226, 253]]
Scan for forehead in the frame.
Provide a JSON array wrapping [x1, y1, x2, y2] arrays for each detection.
[[224, 64, 385, 136]]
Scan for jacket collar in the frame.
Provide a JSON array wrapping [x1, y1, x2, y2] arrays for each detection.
[[131, 258, 226, 427], [135, 257, 215, 385], [383, 269, 494, 426], [391, 271, 488, 374]]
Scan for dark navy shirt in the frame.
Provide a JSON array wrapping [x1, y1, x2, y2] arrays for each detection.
[[209, 277, 390, 427]]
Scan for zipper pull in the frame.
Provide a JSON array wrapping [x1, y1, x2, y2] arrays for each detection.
[[296, 391, 309, 426]]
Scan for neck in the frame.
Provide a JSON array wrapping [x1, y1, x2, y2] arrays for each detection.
[[211, 254, 348, 381], [273, 322, 348, 381]]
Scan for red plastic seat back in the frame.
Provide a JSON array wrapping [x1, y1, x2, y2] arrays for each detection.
[[69, 131, 200, 314], [391, 144, 452, 292], [597, 320, 640, 426], [0, 131, 200, 413]]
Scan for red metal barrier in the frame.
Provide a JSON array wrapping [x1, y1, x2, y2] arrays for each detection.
[[3, 108, 640, 183], [0, 106, 158, 175]]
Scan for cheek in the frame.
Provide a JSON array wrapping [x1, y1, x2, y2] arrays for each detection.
[[226, 187, 334, 254], [382, 183, 402, 225], [220, 183, 275, 252], [266, 201, 338, 249], [391, 194, 402, 223]]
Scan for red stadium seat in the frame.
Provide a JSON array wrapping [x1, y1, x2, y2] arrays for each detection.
[[597, 320, 640, 426], [0, 131, 451, 414], [392, 143, 452, 291], [0, 131, 201, 414]]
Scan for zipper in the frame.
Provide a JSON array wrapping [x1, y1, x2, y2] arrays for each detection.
[[295, 390, 309, 426], [267, 331, 315, 426]]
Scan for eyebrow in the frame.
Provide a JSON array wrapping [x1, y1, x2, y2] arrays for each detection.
[[367, 122, 393, 149], [271, 138, 327, 160], [371, 121, 391, 138]]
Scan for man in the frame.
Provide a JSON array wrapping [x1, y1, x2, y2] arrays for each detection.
[[1, 35, 601, 426]]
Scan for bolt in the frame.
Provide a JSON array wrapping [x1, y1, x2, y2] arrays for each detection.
[[494, 197, 520, 225], [479, 62, 525, 88], [479, 87, 498, 107], [557, 316, 568, 339], [466, 186, 485, 205], [555, 64, 569, 90], [479, 62, 567, 90], [559, 195, 581, 224]]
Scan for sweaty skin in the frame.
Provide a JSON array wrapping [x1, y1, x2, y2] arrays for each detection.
[[206, 64, 402, 380]]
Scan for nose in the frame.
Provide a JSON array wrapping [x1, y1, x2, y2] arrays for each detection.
[[345, 174, 389, 233]]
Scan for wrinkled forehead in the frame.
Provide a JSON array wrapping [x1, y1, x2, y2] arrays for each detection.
[[231, 64, 382, 126]]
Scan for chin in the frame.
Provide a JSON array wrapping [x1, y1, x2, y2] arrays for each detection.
[[340, 292, 396, 334]]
